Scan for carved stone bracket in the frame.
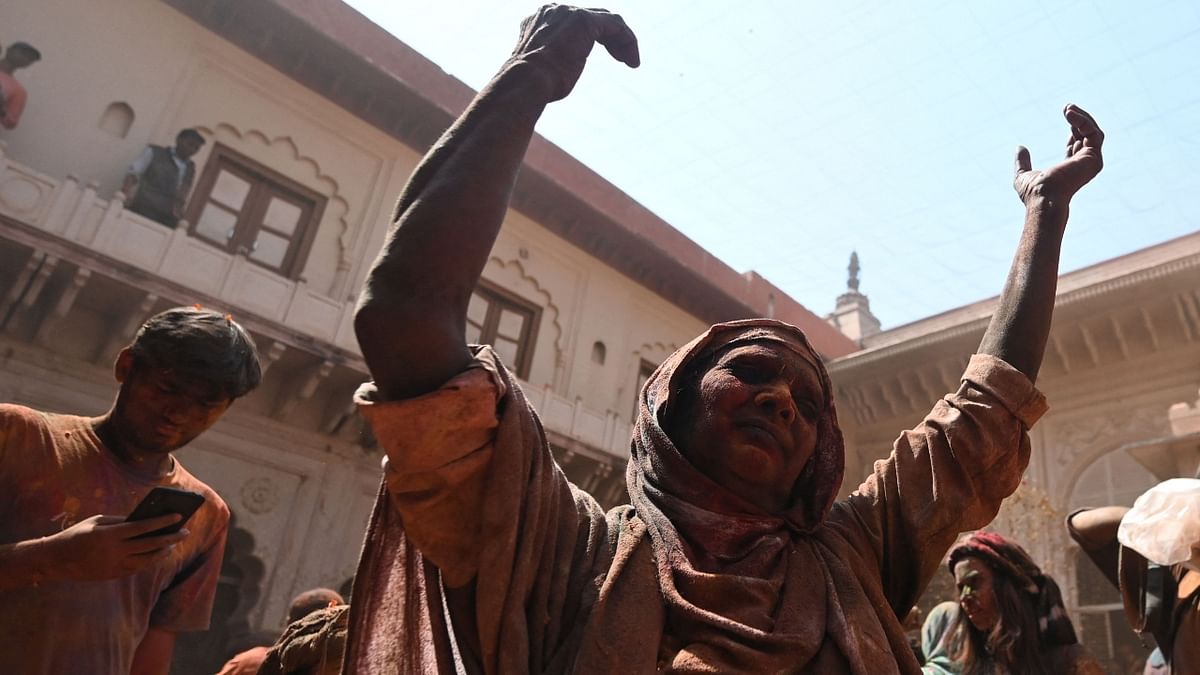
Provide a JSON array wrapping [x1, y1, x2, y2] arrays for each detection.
[[35, 267, 91, 344]]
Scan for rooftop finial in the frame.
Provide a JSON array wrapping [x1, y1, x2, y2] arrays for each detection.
[[847, 251, 860, 292]]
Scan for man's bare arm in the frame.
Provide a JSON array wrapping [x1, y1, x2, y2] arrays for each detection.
[[0, 514, 186, 592], [354, 6, 639, 400], [1067, 506, 1128, 590], [129, 628, 176, 675], [978, 105, 1104, 382], [120, 174, 139, 202]]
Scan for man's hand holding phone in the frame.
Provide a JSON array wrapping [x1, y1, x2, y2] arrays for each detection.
[[33, 513, 189, 582], [26, 487, 205, 583]]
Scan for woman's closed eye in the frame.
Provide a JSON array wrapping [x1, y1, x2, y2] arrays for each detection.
[[728, 355, 785, 382], [793, 397, 818, 420], [730, 362, 771, 383]]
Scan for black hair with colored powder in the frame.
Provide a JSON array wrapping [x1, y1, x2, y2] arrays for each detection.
[[129, 306, 261, 399]]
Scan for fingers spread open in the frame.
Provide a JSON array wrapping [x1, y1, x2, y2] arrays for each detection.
[[588, 10, 640, 67], [1014, 145, 1032, 177]]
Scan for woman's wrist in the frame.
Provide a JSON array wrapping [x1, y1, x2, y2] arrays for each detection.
[[1024, 194, 1069, 217]]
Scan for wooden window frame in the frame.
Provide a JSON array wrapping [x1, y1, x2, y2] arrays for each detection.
[[185, 143, 326, 280], [469, 280, 541, 379]]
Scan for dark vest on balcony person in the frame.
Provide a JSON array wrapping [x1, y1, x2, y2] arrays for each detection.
[[128, 145, 194, 228]]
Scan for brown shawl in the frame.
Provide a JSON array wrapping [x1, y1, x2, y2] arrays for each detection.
[[344, 320, 1045, 673], [616, 320, 852, 669]]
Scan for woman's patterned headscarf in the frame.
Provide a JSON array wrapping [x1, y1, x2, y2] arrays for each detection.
[[948, 530, 1078, 648]]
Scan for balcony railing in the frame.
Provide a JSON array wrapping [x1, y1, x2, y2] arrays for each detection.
[[0, 143, 634, 460], [0, 142, 356, 351]]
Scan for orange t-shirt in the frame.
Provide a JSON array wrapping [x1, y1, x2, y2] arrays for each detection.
[[0, 404, 230, 674], [0, 72, 28, 129]]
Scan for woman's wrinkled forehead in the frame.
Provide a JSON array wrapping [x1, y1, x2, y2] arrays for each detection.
[[680, 326, 824, 390], [701, 329, 822, 372], [651, 321, 828, 415]]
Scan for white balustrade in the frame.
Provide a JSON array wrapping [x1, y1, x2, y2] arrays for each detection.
[[0, 148, 635, 460], [0, 149, 360, 351], [516, 377, 632, 459]]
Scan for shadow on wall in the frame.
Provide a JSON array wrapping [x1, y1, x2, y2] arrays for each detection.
[[170, 511, 266, 675]]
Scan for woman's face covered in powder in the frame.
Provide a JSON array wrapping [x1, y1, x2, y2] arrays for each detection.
[[669, 340, 825, 513]]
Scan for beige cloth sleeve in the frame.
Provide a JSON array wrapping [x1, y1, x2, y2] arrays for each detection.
[[355, 363, 506, 588], [831, 353, 1048, 612]]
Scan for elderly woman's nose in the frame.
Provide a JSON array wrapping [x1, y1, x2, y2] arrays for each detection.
[[755, 384, 796, 423]]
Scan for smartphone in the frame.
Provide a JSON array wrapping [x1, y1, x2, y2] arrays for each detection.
[[126, 486, 205, 539]]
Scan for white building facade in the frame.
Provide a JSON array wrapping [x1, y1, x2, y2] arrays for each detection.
[[827, 234, 1200, 672], [0, 0, 855, 670]]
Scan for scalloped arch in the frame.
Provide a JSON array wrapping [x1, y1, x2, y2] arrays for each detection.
[[1061, 438, 1160, 511], [633, 341, 678, 365], [484, 255, 564, 363], [195, 123, 354, 270], [620, 341, 679, 410], [1056, 406, 1168, 506]]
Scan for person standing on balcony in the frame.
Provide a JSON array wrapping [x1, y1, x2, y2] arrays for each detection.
[[346, 5, 1104, 673], [121, 128, 205, 228], [0, 306, 262, 674], [0, 41, 41, 130]]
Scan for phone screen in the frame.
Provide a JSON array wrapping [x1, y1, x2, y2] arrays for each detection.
[[126, 486, 205, 539]]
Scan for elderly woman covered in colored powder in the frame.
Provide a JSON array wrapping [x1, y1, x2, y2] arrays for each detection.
[[344, 5, 1106, 673]]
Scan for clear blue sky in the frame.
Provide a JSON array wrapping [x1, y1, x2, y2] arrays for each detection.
[[345, 0, 1200, 329]]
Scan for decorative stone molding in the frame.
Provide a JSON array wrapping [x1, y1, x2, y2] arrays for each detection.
[[632, 340, 677, 366], [1052, 405, 1169, 500], [194, 122, 354, 283], [1052, 406, 1167, 468], [240, 476, 280, 515], [484, 254, 565, 365], [0, 174, 46, 215]]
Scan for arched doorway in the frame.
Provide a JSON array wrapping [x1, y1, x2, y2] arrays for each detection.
[[1067, 448, 1158, 673]]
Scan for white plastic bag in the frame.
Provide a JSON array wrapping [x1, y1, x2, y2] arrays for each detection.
[[1117, 478, 1200, 566]]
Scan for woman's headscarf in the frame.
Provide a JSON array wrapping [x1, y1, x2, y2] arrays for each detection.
[[628, 318, 845, 537], [947, 531, 1078, 648], [622, 318, 848, 665]]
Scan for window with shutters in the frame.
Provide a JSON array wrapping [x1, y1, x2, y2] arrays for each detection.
[[464, 282, 541, 379], [186, 144, 325, 279]]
